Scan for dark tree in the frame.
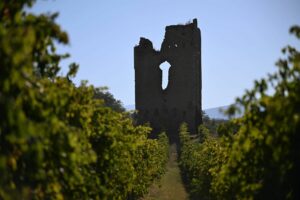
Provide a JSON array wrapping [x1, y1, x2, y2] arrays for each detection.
[[94, 87, 126, 113]]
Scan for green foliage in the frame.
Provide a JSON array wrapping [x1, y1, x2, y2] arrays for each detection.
[[179, 123, 226, 200], [179, 26, 300, 200], [130, 132, 169, 198], [211, 25, 300, 200], [202, 111, 228, 135], [93, 87, 126, 113], [0, 1, 169, 199], [87, 110, 169, 200]]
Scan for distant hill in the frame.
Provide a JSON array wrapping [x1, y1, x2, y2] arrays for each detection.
[[125, 104, 234, 119], [203, 105, 230, 119], [125, 104, 135, 111]]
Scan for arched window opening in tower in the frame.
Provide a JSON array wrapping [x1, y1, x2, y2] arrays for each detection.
[[159, 61, 171, 90]]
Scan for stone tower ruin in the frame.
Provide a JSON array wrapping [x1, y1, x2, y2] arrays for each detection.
[[134, 19, 202, 142]]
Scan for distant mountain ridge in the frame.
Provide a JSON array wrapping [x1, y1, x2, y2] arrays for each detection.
[[203, 105, 230, 119], [125, 105, 231, 119], [125, 104, 135, 111]]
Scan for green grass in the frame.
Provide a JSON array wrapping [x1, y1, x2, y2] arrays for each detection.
[[143, 144, 188, 200]]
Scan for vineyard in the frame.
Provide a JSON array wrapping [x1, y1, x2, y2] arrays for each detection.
[[179, 26, 300, 199], [1, 1, 300, 200], [0, 1, 169, 199]]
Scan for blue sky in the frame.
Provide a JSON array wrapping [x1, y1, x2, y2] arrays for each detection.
[[31, 0, 300, 109]]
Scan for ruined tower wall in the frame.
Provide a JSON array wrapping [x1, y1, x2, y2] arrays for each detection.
[[134, 19, 202, 142]]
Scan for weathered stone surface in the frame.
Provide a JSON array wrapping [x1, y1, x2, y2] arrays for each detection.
[[134, 19, 202, 142]]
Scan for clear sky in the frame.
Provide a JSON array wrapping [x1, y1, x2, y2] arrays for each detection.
[[31, 0, 300, 109]]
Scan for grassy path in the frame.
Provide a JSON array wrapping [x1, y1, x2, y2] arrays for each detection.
[[143, 144, 189, 200]]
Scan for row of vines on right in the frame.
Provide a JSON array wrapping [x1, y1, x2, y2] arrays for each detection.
[[179, 26, 300, 200]]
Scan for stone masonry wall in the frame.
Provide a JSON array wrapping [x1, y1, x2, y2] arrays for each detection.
[[134, 19, 202, 142]]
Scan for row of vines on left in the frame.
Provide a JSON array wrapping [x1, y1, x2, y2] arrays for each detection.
[[0, 1, 169, 199]]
